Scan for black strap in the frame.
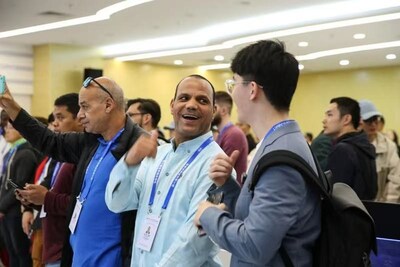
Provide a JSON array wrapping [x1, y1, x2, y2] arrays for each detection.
[[249, 149, 331, 199], [249, 148, 331, 267], [279, 246, 294, 267]]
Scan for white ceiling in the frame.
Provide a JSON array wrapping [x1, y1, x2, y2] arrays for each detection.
[[1, 0, 400, 73]]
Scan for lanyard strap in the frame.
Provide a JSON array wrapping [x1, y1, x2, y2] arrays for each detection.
[[2, 147, 16, 174], [148, 136, 214, 211], [80, 128, 124, 202], [263, 120, 294, 141], [50, 162, 62, 187]]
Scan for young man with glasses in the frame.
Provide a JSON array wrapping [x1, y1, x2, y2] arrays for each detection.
[[126, 98, 168, 144], [194, 40, 321, 267], [359, 100, 400, 202], [0, 76, 146, 266]]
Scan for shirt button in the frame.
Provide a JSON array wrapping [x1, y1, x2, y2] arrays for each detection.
[[166, 172, 169, 176], [157, 191, 161, 195], [187, 150, 191, 154], [141, 250, 144, 254]]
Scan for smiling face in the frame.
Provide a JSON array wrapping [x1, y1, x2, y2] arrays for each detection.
[[170, 77, 215, 145]]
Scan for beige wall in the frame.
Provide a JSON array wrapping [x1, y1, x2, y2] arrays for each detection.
[[33, 44, 104, 116], [293, 66, 400, 137], [32, 44, 400, 137]]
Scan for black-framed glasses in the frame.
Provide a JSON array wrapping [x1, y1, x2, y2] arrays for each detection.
[[83, 77, 113, 100], [128, 112, 146, 117]]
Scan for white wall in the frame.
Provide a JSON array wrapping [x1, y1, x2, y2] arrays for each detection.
[[0, 44, 33, 112]]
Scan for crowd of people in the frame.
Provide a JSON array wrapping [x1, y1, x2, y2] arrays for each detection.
[[0, 39, 398, 267]]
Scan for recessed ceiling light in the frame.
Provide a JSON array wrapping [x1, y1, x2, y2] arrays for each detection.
[[353, 33, 366, 39], [386, 54, 397, 60], [174, 60, 183, 65], [298, 42, 308, 47], [298, 64, 304, 70], [340, 60, 350, 66], [214, 55, 224, 61]]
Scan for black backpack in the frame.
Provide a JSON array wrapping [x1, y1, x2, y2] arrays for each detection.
[[249, 149, 377, 267]]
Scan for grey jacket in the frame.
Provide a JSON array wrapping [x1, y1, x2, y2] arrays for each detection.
[[200, 120, 321, 267]]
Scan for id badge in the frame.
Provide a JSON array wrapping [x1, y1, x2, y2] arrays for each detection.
[[136, 214, 161, 252], [39, 205, 47, 218], [69, 200, 82, 234]]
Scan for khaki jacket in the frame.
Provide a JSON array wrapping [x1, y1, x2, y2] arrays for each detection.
[[373, 132, 400, 202]]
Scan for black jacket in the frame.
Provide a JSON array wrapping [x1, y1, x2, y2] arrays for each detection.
[[0, 142, 40, 216], [12, 109, 146, 266], [327, 131, 377, 200]]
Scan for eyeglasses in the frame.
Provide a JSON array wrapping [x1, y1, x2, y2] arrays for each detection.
[[83, 77, 113, 100], [225, 79, 251, 94], [128, 112, 145, 117]]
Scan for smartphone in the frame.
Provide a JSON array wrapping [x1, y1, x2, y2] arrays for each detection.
[[0, 75, 5, 94], [197, 192, 225, 237], [206, 191, 224, 204], [7, 179, 24, 190]]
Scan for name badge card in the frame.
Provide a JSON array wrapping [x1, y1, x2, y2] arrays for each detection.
[[69, 200, 82, 234], [136, 214, 161, 252], [39, 205, 47, 218]]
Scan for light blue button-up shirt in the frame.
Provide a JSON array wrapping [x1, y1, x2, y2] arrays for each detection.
[[105, 132, 223, 267]]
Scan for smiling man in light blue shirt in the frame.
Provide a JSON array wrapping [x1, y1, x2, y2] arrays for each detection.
[[106, 74, 239, 267]]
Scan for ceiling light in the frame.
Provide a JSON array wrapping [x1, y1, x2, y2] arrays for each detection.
[[386, 54, 397, 60], [340, 60, 350, 66], [198, 63, 230, 71], [0, 0, 153, 38], [214, 55, 225, 61], [298, 64, 305, 70], [353, 33, 366, 39], [297, 40, 400, 60], [115, 12, 400, 61], [103, 1, 400, 57], [298, 42, 309, 47], [174, 60, 183, 65]]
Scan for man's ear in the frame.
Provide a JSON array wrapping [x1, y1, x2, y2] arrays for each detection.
[[170, 99, 174, 115], [105, 98, 114, 113], [342, 114, 352, 126], [249, 82, 261, 101]]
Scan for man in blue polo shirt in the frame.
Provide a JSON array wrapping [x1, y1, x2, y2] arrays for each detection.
[[0, 76, 146, 266]]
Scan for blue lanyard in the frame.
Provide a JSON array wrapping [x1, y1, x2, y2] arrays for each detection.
[[263, 120, 294, 141], [148, 136, 213, 211], [217, 122, 233, 143], [80, 128, 124, 202], [2, 147, 17, 174], [50, 162, 62, 188]]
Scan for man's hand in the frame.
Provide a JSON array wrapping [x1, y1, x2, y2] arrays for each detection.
[[0, 80, 22, 120], [194, 200, 226, 227], [17, 184, 48, 205], [125, 130, 158, 166], [209, 150, 240, 187], [21, 211, 33, 236]]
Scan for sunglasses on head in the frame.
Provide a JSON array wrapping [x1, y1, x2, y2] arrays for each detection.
[[83, 77, 113, 100]]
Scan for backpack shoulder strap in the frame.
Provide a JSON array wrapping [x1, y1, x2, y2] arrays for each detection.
[[249, 149, 330, 199]]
